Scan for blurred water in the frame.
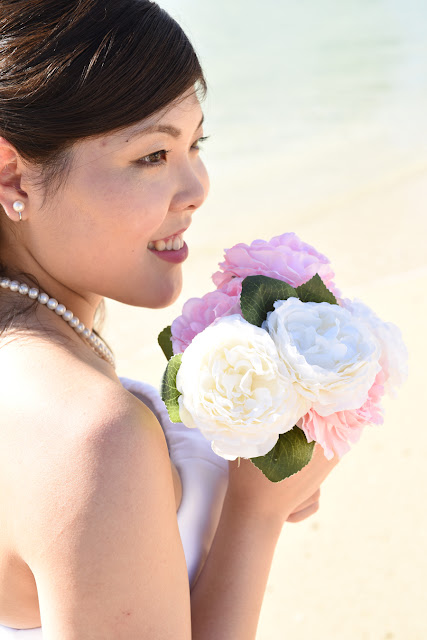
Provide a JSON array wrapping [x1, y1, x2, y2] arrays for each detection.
[[161, 0, 427, 160], [106, 0, 427, 373]]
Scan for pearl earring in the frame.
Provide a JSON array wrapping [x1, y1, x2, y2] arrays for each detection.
[[12, 200, 25, 222]]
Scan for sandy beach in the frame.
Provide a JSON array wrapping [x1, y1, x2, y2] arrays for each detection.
[[103, 157, 426, 639], [102, 1, 426, 637]]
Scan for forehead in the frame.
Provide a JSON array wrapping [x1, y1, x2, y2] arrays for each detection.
[[108, 91, 203, 145], [127, 92, 202, 136], [68, 91, 203, 165]]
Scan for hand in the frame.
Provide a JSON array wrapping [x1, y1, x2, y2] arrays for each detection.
[[286, 488, 320, 523], [226, 444, 338, 527]]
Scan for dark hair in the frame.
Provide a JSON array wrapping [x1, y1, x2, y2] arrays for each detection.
[[0, 0, 206, 332]]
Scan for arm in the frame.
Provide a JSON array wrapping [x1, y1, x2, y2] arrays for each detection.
[[191, 447, 338, 639], [24, 388, 192, 640], [22, 376, 335, 640], [190, 486, 282, 639]]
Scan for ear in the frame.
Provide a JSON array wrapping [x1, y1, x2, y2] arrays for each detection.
[[0, 137, 29, 222]]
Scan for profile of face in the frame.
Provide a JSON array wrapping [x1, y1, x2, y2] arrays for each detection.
[[0, 90, 209, 314]]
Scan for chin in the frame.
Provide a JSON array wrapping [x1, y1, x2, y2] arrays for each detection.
[[119, 273, 183, 309], [108, 263, 184, 308], [148, 282, 182, 309]]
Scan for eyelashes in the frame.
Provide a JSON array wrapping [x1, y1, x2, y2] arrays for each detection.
[[136, 135, 210, 167], [138, 149, 171, 165], [193, 135, 210, 150]]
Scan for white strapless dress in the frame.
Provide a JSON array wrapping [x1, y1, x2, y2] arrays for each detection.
[[0, 378, 229, 638]]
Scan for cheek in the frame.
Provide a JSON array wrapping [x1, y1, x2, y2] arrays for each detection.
[[69, 167, 132, 233], [131, 183, 171, 236], [77, 166, 171, 239], [198, 159, 210, 199]]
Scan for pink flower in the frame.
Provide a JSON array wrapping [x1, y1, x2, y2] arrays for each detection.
[[217, 277, 244, 297], [355, 370, 385, 425], [212, 232, 339, 295], [298, 371, 386, 460], [171, 289, 241, 354]]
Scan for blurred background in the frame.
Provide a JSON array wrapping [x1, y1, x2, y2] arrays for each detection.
[[104, 1, 427, 638]]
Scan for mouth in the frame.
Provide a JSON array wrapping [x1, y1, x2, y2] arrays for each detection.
[[148, 227, 188, 252]]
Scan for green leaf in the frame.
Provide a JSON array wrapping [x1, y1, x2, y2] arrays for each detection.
[[240, 275, 298, 327], [296, 274, 337, 305], [160, 354, 183, 423], [158, 325, 173, 361], [250, 427, 315, 482]]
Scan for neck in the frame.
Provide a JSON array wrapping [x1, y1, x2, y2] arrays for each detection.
[[0, 275, 114, 368], [0, 248, 102, 331]]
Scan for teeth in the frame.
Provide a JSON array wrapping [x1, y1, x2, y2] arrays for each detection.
[[172, 236, 181, 251], [150, 234, 184, 251]]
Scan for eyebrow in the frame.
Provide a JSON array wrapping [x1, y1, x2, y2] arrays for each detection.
[[125, 114, 204, 141]]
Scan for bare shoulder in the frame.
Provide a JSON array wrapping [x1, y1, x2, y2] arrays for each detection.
[[1, 344, 169, 554], [1, 344, 191, 638], [0, 336, 158, 449]]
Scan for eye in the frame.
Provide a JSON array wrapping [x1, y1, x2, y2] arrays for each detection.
[[136, 149, 170, 166], [135, 136, 210, 167], [192, 135, 210, 150]]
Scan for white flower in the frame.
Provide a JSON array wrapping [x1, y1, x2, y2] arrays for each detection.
[[341, 298, 408, 396], [264, 297, 381, 416], [176, 315, 309, 460]]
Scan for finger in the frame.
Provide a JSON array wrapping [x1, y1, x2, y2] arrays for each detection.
[[288, 490, 320, 516], [286, 500, 319, 523], [290, 488, 321, 513]]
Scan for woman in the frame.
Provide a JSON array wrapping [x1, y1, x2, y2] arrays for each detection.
[[0, 1, 337, 638]]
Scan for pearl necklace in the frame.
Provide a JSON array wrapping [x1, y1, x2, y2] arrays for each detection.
[[0, 277, 115, 368]]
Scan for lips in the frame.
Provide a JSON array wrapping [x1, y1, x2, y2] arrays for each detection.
[[149, 240, 189, 264], [152, 226, 189, 242]]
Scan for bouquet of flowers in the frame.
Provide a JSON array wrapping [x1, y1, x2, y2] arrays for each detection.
[[158, 233, 407, 482]]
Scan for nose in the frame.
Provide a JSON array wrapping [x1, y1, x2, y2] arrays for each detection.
[[169, 158, 209, 213]]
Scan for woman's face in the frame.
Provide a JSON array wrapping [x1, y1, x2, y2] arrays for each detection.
[[20, 91, 209, 310]]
